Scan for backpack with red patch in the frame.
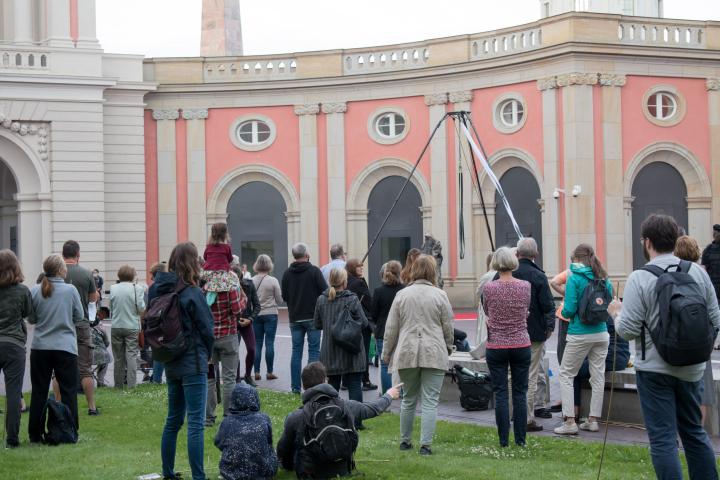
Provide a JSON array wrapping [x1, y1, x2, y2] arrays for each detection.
[[144, 281, 189, 363]]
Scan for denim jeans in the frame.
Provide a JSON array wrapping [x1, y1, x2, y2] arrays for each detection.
[[289, 320, 321, 392], [328, 372, 363, 402], [486, 347, 531, 447], [375, 339, 392, 394], [161, 373, 208, 480], [636, 370, 718, 480], [152, 360, 164, 383], [253, 314, 278, 374]]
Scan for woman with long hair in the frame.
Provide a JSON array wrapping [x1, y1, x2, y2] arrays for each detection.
[[314, 268, 369, 405], [252, 254, 283, 380], [109, 265, 145, 388], [382, 255, 454, 455], [554, 244, 612, 436], [148, 242, 215, 480], [400, 248, 421, 285], [28, 254, 84, 443], [345, 258, 376, 391], [370, 260, 404, 393], [0, 249, 33, 448]]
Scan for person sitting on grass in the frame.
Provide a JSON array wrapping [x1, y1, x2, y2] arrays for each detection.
[[277, 362, 401, 479], [214, 383, 278, 480]]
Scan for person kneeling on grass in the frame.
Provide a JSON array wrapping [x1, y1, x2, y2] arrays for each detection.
[[214, 383, 278, 480], [277, 362, 401, 479]]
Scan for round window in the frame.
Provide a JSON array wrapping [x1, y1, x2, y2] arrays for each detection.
[[646, 92, 677, 121], [237, 120, 272, 145], [375, 113, 406, 138], [499, 99, 524, 128]]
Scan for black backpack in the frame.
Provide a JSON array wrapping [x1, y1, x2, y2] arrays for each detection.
[[44, 399, 78, 445], [453, 365, 492, 411], [641, 261, 715, 366], [299, 394, 358, 478], [144, 281, 189, 363], [331, 303, 363, 355], [579, 276, 612, 326]]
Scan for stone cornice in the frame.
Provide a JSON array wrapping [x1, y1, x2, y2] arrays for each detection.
[[181, 108, 209, 120], [152, 109, 179, 121], [538, 73, 626, 90], [556, 73, 599, 87], [294, 104, 320, 116], [707, 78, 720, 91], [537, 76, 558, 91], [424, 93, 448, 106], [0, 112, 49, 161], [449, 91, 473, 103], [321, 102, 347, 114], [599, 74, 627, 87]]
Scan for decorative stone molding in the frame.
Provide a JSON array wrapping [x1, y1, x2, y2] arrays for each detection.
[[321, 102, 347, 114], [707, 78, 720, 91], [0, 112, 49, 161], [152, 109, 180, 121], [555, 73, 599, 87], [181, 108, 209, 120], [293, 104, 320, 116], [599, 74, 627, 87], [449, 91, 473, 103], [424, 93, 448, 106], [686, 196, 713, 209], [537, 76, 558, 91]]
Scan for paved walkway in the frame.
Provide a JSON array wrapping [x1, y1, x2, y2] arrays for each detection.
[[4, 309, 720, 452]]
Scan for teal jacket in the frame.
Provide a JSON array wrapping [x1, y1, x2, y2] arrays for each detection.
[[561, 264, 612, 336]]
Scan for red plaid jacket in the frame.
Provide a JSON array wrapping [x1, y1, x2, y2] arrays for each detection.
[[210, 288, 247, 338]]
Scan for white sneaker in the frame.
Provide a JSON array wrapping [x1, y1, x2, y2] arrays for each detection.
[[554, 422, 579, 435], [579, 421, 599, 432]]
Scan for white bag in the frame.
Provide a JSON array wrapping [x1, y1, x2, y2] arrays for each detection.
[[470, 270, 495, 360]]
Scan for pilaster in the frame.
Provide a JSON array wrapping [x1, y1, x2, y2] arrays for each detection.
[[183, 108, 209, 253], [13, 0, 33, 44], [76, 0, 100, 48], [708, 79, 720, 227], [321, 102, 347, 250], [46, 0, 73, 47], [538, 77, 560, 276], [153, 109, 179, 262], [295, 104, 320, 258], [425, 93, 449, 277]]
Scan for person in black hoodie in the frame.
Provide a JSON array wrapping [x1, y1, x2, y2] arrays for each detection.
[[345, 258, 377, 391], [232, 262, 261, 387], [281, 243, 328, 394], [214, 383, 278, 480], [148, 242, 215, 480], [370, 260, 404, 394], [277, 362, 400, 479]]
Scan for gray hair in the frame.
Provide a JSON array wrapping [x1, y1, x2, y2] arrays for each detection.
[[329, 243, 345, 260], [292, 242, 308, 260], [231, 255, 240, 266], [516, 237, 539, 259], [253, 254, 274, 273], [491, 247, 519, 273]]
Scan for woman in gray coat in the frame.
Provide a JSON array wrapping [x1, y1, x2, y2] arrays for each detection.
[[313, 267, 368, 404]]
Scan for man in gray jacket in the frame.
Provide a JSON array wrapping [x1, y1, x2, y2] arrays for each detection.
[[610, 214, 720, 480]]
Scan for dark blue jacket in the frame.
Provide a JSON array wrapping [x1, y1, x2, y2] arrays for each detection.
[[147, 272, 214, 380], [214, 384, 278, 480]]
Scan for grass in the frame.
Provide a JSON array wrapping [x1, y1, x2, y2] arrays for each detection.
[[0, 384, 703, 479]]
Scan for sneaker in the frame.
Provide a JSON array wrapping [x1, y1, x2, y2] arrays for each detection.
[[534, 408, 553, 419], [254, 373, 261, 381], [526, 421, 544, 432], [88, 408, 100, 416], [362, 382, 378, 391], [243, 375, 257, 387], [419, 445, 433, 456], [399, 441, 413, 451], [579, 420, 599, 432], [266, 373, 278, 380], [554, 421, 579, 435], [549, 403, 563, 413]]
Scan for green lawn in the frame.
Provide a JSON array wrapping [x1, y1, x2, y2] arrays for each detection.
[[0, 384, 694, 479]]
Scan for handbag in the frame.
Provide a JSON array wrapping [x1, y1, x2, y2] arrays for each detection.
[[331, 303, 363, 354]]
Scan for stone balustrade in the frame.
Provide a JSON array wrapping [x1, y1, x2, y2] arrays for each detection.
[[343, 44, 430, 75], [618, 20, 705, 48], [1, 49, 49, 70], [470, 26, 543, 59], [203, 56, 297, 82]]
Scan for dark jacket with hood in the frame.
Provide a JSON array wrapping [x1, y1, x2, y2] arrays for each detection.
[[313, 289, 368, 376], [214, 383, 278, 480], [281, 261, 327, 322], [370, 283, 404, 340], [147, 271, 214, 379], [239, 278, 261, 322], [346, 275, 373, 331], [702, 240, 720, 301], [277, 383, 392, 478]]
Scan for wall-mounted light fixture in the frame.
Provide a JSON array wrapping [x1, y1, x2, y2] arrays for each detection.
[[553, 185, 582, 199]]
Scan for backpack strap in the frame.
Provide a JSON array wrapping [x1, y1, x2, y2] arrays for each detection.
[[638, 264, 665, 361], [640, 265, 665, 277], [678, 260, 692, 274]]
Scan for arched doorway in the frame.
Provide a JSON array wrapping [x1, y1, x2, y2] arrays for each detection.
[[494, 167, 543, 266], [367, 176, 423, 291], [0, 160, 18, 254], [631, 162, 687, 269], [226, 181, 289, 281]]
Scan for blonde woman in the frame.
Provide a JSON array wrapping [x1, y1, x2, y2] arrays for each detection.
[[313, 268, 369, 405], [383, 255, 454, 455], [252, 254, 283, 380]]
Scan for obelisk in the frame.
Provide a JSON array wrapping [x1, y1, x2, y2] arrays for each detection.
[[201, 0, 243, 56]]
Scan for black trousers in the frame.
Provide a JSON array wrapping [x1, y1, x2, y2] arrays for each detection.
[[362, 330, 372, 384], [28, 349, 79, 442], [0, 343, 26, 446]]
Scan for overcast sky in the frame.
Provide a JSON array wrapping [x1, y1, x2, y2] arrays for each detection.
[[96, 0, 720, 57]]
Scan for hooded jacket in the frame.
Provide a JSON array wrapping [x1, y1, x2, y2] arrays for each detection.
[[507, 258, 556, 342], [276, 383, 392, 478], [281, 261, 328, 323], [561, 264, 612, 336], [214, 384, 278, 480], [147, 271, 215, 379]]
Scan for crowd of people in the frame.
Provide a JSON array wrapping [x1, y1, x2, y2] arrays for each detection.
[[1, 215, 720, 479]]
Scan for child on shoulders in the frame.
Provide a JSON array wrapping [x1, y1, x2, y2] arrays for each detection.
[[202, 222, 239, 293]]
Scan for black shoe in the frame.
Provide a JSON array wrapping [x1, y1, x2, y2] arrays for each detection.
[[356, 423, 366, 431], [88, 408, 100, 416], [5, 440, 19, 449], [526, 421, 544, 432], [340, 385, 348, 391], [163, 474, 183, 480], [399, 441, 413, 451], [549, 403, 562, 413], [534, 408, 553, 419], [362, 382, 378, 391], [243, 375, 257, 387], [419, 445, 433, 456]]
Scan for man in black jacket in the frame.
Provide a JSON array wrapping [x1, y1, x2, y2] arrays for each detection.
[[281, 243, 328, 394], [277, 362, 400, 478], [511, 238, 555, 431]]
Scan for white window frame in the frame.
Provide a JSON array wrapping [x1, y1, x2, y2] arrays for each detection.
[[229, 114, 277, 152], [367, 108, 410, 145], [641, 85, 685, 128], [647, 92, 677, 121], [492, 93, 527, 134]]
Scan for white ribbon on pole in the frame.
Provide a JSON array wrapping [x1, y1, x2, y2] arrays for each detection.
[[460, 123, 524, 241]]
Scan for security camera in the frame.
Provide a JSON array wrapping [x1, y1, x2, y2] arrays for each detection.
[[553, 188, 561, 199], [571, 185, 582, 197]]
